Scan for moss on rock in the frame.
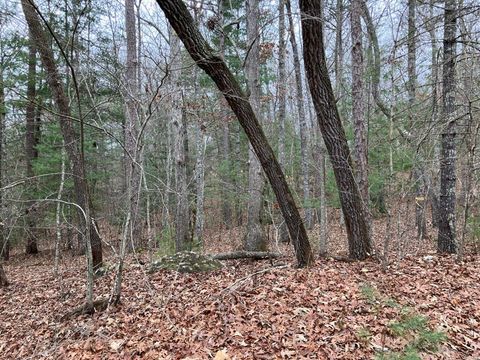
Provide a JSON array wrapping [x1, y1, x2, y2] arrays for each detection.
[[149, 251, 222, 273]]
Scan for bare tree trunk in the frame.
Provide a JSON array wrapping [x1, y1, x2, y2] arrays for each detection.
[[0, 263, 7, 287], [0, 58, 8, 262], [334, 0, 344, 97], [217, 0, 232, 229], [406, 0, 427, 239], [157, 0, 314, 267], [299, 0, 371, 260], [21, 0, 102, 270], [437, 0, 457, 254], [54, 145, 66, 278], [169, 29, 191, 252], [245, 0, 267, 251], [194, 121, 206, 243], [276, 0, 290, 243], [351, 0, 369, 210], [286, 0, 313, 230], [428, 0, 440, 228], [124, 0, 142, 249], [25, 42, 39, 255]]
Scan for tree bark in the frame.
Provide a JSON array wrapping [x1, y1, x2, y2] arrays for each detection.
[[276, 0, 290, 243], [299, 0, 371, 260], [286, 0, 313, 230], [0, 263, 7, 287], [0, 57, 8, 261], [25, 41, 39, 255], [437, 0, 458, 254], [21, 0, 103, 269], [124, 0, 142, 249], [168, 29, 191, 252], [245, 0, 267, 252], [334, 0, 344, 97], [351, 0, 369, 209], [156, 0, 313, 267]]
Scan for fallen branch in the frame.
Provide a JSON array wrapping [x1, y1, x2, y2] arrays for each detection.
[[60, 298, 109, 321], [211, 251, 283, 261], [221, 264, 288, 293]]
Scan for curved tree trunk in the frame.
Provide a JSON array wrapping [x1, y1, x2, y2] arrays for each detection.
[[156, 0, 313, 267], [299, 0, 371, 260]]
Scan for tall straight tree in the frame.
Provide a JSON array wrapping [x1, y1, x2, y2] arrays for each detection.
[[350, 0, 369, 208], [0, 51, 8, 262], [156, 0, 313, 267], [25, 41, 38, 255], [124, 0, 142, 248], [299, 0, 371, 259], [334, 0, 344, 96], [21, 0, 103, 269], [276, 0, 290, 243], [407, 0, 427, 239], [169, 28, 191, 252], [245, 0, 266, 251], [286, 0, 313, 229], [437, 0, 458, 253]]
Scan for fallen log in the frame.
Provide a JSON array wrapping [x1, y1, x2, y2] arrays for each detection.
[[212, 251, 283, 261]]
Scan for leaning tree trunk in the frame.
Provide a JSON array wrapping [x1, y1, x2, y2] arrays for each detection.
[[22, 0, 103, 269], [156, 0, 313, 267], [245, 0, 267, 252], [350, 0, 369, 210], [286, 0, 313, 230], [437, 0, 458, 254], [299, 0, 371, 260], [169, 29, 191, 252], [25, 41, 39, 255]]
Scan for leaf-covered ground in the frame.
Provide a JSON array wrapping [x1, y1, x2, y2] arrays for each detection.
[[0, 247, 479, 359]]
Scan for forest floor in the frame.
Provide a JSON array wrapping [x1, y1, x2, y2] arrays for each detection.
[[0, 218, 479, 359]]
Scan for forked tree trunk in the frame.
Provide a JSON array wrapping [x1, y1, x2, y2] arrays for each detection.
[[245, 0, 266, 252], [299, 0, 371, 260], [286, 0, 313, 229], [156, 0, 313, 267], [22, 0, 103, 269], [437, 0, 458, 254]]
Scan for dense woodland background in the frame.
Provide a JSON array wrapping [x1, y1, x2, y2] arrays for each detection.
[[0, 0, 479, 358]]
